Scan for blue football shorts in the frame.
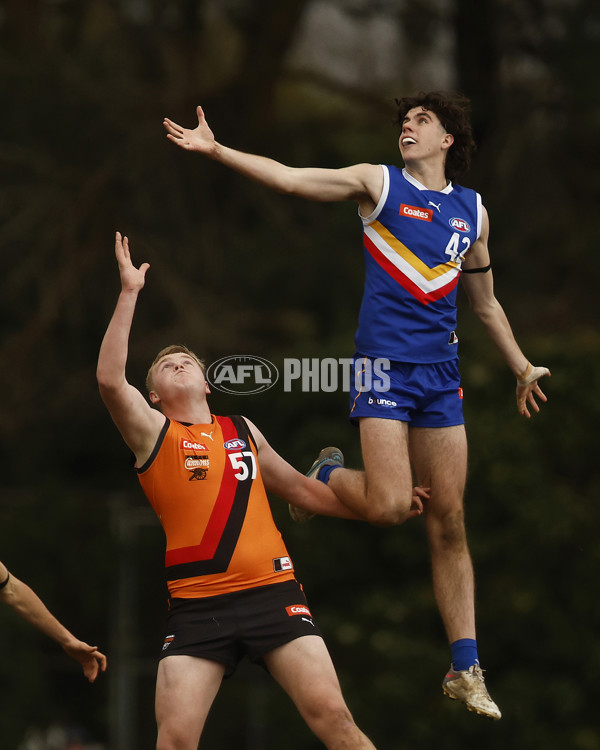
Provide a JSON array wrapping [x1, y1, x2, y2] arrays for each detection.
[[349, 354, 465, 428]]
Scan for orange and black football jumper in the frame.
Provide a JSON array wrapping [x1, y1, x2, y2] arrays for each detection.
[[136, 414, 297, 599]]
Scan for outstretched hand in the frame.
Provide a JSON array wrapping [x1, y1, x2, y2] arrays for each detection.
[[516, 363, 551, 418], [62, 640, 107, 683], [115, 231, 149, 293], [163, 106, 216, 155]]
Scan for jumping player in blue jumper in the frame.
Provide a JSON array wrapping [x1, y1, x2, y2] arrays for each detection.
[[163, 91, 550, 720]]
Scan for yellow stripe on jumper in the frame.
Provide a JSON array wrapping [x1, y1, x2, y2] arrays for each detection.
[[370, 220, 459, 280]]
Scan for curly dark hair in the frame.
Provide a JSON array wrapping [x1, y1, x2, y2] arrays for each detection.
[[395, 91, 476, 180]]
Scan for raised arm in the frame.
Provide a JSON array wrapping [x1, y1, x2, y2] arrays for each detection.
[[163, 105, 383, 211], [97, 233, 166, 463], [461, 208, 550, 417], [0, 561, 107, 682]]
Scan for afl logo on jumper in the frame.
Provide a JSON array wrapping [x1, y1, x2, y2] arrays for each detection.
[[224, 438, 246, 450], [400, 203, 433, 222], [449, 217, 470, 232]]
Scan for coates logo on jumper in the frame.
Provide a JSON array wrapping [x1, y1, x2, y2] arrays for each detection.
[[400, 203, 433, 222], [207, 355, 279, 395], [286, 604, 312, 617], [223, 438, 246, 451], [449, 217, 471, 232], [180, 439, 208, 452]]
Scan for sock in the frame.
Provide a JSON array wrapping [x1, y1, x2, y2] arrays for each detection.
[[316, 464, 341, 484], [450, 638, 479, 671]]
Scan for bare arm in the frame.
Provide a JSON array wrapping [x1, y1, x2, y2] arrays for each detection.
[[246, 420, 427, 519], [243, 420, 361, 519], [461, 208, 550, 417], [97, 233, 166, 464], [163, 106, 383, 211], [0, 561, 107, 682]]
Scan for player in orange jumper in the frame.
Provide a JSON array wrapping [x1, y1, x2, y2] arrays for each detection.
[[0, 559, 106, 682], [97, 232, 407, 750]]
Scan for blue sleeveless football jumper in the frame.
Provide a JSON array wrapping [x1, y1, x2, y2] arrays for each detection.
[[355, 166, 482, 364]]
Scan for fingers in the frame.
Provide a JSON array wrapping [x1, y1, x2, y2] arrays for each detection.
[[84, 649, 107, 683], [406, 505, 423, 520], [114, 231, 150, 282], [163, 118, 184, 138], [516, 365, 550, 417], [517, 395, 531, 418], [115, 231, 129, 255], [527, 393, 540, 414], [165, 130, 191, 149], [115, 240, 131, 270], [518, 385, 546, 416], [98, 652, 108, 672]]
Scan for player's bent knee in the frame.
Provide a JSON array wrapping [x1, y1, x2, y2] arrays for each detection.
[[365, 507, 403, 526], [364, 492, 413, 526]]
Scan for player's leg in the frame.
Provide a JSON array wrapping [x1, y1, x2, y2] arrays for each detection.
[[264, 635, 376, 750], [409, 425, 501, 719], [155, 654, 225, 750], [327, 417, 414, 526], [409, 425, 473, 642]]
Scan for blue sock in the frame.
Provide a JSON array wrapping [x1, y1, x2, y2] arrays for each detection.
[[316, 464, 341, 484], [450, 638, 479, 671]]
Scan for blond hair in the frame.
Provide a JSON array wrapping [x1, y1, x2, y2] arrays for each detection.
[[146, 345, 207, 391]]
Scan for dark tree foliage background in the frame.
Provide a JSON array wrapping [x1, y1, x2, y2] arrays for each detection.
[[0, 1, 599, 748]]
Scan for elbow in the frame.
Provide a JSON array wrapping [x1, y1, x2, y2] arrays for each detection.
[[272, 167, 303, 196], [96, 367, 110, 390], [471, 300, 497, 322], [96, 369, 121, 395], [274, 178, 297, 197], [470, 302, 486, 319]]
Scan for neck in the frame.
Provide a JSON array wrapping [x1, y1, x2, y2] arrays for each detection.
[[404, 162, 448, 192], [161, 397, 212, 425]]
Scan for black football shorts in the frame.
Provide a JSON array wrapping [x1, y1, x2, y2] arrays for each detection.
[[159, 580, 322, 677]]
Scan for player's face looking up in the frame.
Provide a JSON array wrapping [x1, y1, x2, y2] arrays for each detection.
[[149, 353, 209, 402], [399, 106, 454, 164]]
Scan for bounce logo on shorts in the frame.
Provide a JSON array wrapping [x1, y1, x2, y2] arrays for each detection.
[[207, 355, 279, 395], [368, 396, 397, 407]]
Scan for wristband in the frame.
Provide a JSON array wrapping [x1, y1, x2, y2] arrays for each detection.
[[517, 363, 533, 383]]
